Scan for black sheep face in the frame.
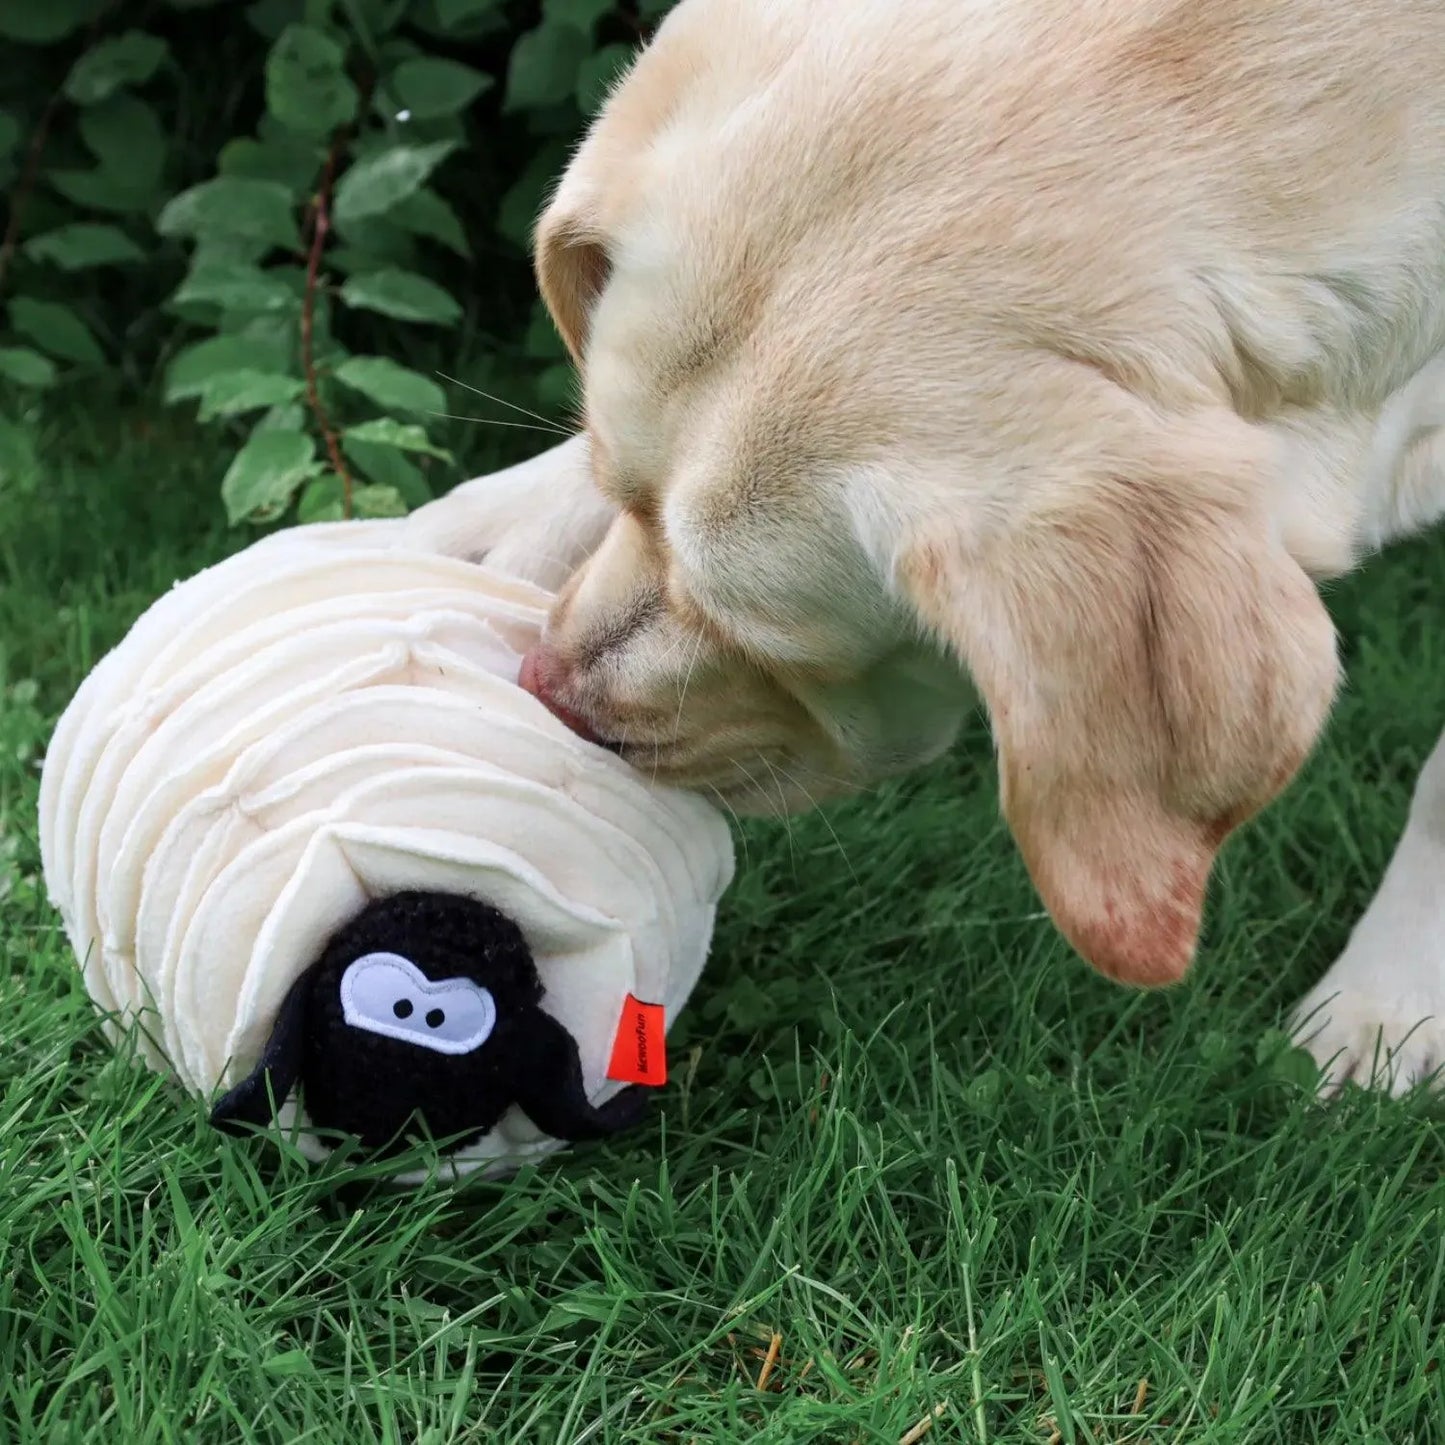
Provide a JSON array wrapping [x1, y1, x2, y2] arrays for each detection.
[[211, 891, 648, 1157]]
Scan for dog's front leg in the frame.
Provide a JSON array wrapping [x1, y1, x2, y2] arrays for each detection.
[[1293, 728, 1445, 1094], [400, 435, 617, 591]]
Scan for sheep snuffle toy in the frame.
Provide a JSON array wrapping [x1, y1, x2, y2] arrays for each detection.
[[37, 486, 735, 1181]]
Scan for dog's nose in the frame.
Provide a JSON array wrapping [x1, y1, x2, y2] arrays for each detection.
[[518, 646, 602, 745], [517, 646, 547, 703]]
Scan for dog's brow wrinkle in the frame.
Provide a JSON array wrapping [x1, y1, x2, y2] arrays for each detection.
[[588, 440, 657, 517], [623, 491, 662, 527], [660, 319, 732, 387]]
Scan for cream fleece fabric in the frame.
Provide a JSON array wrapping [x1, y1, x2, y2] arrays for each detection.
[[38, 517, 734, 1176]]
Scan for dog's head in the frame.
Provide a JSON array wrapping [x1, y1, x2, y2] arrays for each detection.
[[522, 0, 1340, 984]]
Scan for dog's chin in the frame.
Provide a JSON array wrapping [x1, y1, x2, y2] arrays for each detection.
[[594, 734, 862, 816], [524, 659, 875, 813]]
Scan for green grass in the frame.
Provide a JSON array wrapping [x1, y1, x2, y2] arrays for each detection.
[[2, 400, 1444, 1445]]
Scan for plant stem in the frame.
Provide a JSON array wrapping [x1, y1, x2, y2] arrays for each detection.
[[0, 90, 64, 302], [301, 135, 354, 516], [0, 7, 111, 303]]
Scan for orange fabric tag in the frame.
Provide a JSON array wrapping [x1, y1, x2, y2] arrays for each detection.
[[606, 995, 667, 1087]]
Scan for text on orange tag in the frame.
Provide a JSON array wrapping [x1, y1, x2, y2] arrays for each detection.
[[606, 994, 667, 1086]]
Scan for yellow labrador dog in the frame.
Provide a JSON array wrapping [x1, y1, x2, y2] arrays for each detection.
[[405, 0, 1445, 1091]]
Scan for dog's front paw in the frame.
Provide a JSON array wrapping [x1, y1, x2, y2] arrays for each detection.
[[1292, 736, 1445, 1099], [401, 436, 616, 591], [1290, 959, 1445, 1097]]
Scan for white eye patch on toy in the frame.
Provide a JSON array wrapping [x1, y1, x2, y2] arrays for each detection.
[[340, 953, 498, 1054], [38, 513, 735, 1181]]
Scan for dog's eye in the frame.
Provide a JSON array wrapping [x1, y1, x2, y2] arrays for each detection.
[[339, 952, 497, 1056]]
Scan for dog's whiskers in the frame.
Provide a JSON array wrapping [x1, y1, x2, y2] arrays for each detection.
[[773, 760, 860, 885], [728, 754, 792, 866], [434, 375, 575, 435], [760, 758, 799, 873], [647, 629, 697, 674], [705, 783, 752, 873], [671, 629, 709, 745], [428, 411, 572, 438]]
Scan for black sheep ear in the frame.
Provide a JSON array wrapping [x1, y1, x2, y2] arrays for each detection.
[[511, 1009, 651, 1142], [209, 968, 311, 1134]]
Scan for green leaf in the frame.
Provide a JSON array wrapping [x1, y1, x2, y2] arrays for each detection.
[[505, 22, 591, 112], [385, 189, 469, 255], [355, 0, 410, 33], [65, 32, 168, 104], [158, 177, 301, 251], [330, 213, 418, 267], [254, 401, 306, 434], [535, 362, 577, 414], [187, 237, 275, 274], [260, 1348, 314, 1378], [332, 140, 456, 225], [221, 429, 320, 523], [266, 24, 358, 137], [24, 224, 145, 270], [543, 0, 614, 30], [246, 0, 306, 40], [165, 332, 294, 401], [0, 0, 104, 44], [389, 57, 491, 119], [343, 418, 451, 461], [577, 43, 634, 115], [329, 244, 398, 276], [433, 0, 503, 26], [1253, 1027, 1292, 1066], [225, 266, 306, 318], [333, 355, 445, 413], [47, 168, 154, 214], [52, 98, 165, 214], [523, 299, 568, 360], [375, 35, 422, 67], [9, 298, 104, 365], [297, 473, 345, 523], [963, 1068, 1003, 1113], [352, 482, 408, 518], [339, 268, 460, 324], [174, 262, 300, 314], [0, 347, 57, 389], [0, 113, 20, 162], [78, 95, 164, 185], [0, 416, 38, 482], [496, 140, 568, 248], [343, 435, 431, 506], [219, 134, 321, 195], [1270, 1046, 1321, 1091], [196, 370, 305, 420]]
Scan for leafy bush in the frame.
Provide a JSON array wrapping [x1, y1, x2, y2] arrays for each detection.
[[0, 0, 673, 523]]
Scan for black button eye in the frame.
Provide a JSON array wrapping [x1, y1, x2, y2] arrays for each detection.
[[393, 999, 413, 1019], [425, 1008, 445, 1029]]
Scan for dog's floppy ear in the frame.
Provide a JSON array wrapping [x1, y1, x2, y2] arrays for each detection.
[[534, 200, 610, 365], [900, 409, 1339, 987]]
